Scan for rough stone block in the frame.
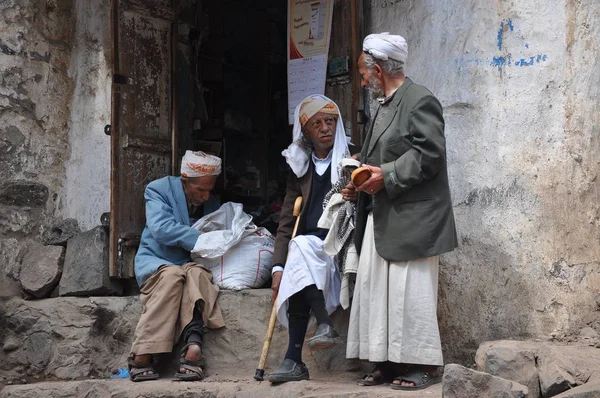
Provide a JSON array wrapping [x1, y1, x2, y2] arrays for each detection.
[[475, 340, 600, 396], [59, 226, 122, 296], [0, 181, 48, 207], [0, 296, 140, 379], [18, 243, 64, 299], [579, 327, 599, 339], [553, 381, 600, 398], [476, 340, 540, 398], [41, 218, 80, 246], [538, 349, 577, 397], [442, 363, 529, 398]]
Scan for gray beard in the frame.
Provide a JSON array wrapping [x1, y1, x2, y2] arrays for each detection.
[[368, 76, 384, 99]]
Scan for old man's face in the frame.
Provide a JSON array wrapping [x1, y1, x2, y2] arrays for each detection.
[[358, 53, 384, 99], [181, 175, 217, 206], [302, 111, 337, 156]]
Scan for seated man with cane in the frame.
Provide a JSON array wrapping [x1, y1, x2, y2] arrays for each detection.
[[128, 151, 225, 382], [268, 95, 353, 383]]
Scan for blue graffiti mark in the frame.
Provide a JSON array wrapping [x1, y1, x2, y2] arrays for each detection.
[[512, 54, 548, 67], [497, 26, 504, 50], [497, 19, 514, 51], [492, 56, 506, 67], [488, 53, 547, 73], [490, 19, 547, 75]]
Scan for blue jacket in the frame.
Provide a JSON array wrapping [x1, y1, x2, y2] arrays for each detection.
[[134, 176, 219, 287]]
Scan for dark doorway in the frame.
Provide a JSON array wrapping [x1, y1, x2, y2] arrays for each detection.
[[175, 0, 289, 235]]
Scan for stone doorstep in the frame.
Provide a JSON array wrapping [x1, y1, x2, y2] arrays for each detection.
[[0, 289, 367, 383], [0, 376, 443, 398]]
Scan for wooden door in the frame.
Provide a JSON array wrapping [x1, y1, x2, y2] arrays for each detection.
[[109, 0, 176, 278]]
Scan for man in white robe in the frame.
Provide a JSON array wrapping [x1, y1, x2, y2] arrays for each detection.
[[268, 95, 350, 383], [345, 33, 458, 391]]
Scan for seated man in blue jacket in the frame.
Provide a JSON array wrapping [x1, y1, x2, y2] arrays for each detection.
[[128, 150, 224, 382]]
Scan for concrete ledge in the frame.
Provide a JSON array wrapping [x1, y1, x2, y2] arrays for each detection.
[[0, 290, 361, 382]]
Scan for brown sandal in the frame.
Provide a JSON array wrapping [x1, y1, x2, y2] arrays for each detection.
[[174, 342, 205, 381], [128, 356, 159, 382]]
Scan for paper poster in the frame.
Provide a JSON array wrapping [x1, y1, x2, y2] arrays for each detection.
[[287, 0, 333, 124]]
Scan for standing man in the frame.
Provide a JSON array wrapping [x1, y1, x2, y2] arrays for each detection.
[[268, 94, 350, 383], [128, 151, 225, 382], [346, 33, 458, 391]]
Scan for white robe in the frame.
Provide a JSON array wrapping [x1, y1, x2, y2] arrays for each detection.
[[346, 213, 443, 366], [275, 235, 341, 328]]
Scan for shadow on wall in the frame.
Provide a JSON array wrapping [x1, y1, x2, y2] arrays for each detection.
[[438, 238, 533, 365]]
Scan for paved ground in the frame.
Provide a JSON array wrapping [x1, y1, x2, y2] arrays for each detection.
[[0, 370, 443, 398]]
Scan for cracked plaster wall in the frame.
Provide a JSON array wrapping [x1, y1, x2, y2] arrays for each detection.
[[367, 0, 600, 362]]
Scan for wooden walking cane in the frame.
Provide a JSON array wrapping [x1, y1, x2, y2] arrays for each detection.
[[254, 196, 303, 381]]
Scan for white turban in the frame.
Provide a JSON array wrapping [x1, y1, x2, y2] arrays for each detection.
[[282, 94, 350, 185], [181, 150, 222, 177], [362, 32, 408, 63]]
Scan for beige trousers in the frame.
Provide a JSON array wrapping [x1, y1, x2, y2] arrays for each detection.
[[130, 262, 225, 355]]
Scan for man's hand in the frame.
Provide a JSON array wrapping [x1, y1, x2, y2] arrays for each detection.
[[271, 271, 283, 303], [355, 165, 385, 195], [342, 183, 358, 202]]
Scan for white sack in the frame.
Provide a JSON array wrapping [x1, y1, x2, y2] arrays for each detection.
[[191, 202, 275, 289], [206, 228, 275, 290]]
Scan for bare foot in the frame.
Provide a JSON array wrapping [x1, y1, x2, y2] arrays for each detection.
[[392, 365, 440, 387], [179, 343, 202, 374]]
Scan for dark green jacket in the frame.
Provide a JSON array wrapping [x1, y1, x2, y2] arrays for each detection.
[[355, 78, 458, 261]]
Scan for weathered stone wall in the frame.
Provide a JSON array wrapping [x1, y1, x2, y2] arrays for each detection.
[[0, 1, 111, 297], [367, 0, 600, 362], [0, 0, 75, 296]]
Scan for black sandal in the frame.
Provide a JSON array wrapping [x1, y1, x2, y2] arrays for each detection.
[[174, 342, 205, 381], [128, 355, 159, 382], [390, 367, 443, 390], [357, 368, 389, 386]]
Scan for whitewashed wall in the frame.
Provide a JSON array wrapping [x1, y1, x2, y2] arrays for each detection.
[[367, 0, 600, 362], [63, 0, 111, 230]]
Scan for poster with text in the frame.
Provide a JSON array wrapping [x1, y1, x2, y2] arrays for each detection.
[[287, 0, 333, 124]]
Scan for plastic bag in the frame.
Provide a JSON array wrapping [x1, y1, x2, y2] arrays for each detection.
[[191, 202, 254, 258]]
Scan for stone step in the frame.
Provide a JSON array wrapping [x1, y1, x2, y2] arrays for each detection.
[[0, 376, 443, 398], [0, 290, 362, 383]]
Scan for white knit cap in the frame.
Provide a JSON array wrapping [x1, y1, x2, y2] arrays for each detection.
[[180, 150, 222, 177], [363, 32, 408, 63]]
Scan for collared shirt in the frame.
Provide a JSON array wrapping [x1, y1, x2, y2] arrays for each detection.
[[311, 149, 333, 176], [376, 86, 400, 105]]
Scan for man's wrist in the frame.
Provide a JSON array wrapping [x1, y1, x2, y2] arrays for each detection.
[[271, 263, 285, 275]]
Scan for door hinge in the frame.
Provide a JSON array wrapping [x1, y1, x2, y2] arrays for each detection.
[[116, 233, 141, 278]]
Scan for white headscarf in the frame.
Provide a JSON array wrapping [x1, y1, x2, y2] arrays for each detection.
[[282, 94, 349, 185], [363, 32, 408, 63], [181, 150, 222, 177]]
